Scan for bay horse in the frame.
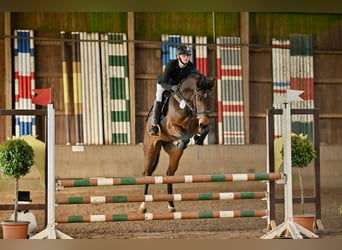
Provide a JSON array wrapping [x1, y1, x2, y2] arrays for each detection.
[[139, 72, 215, 213]]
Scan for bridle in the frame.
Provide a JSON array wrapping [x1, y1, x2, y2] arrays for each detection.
[[172, 85, 212, 118]]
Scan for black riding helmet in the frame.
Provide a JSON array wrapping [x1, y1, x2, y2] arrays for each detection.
[[176, 45, 191, 56]]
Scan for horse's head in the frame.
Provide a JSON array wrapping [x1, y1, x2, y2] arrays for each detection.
[[179, 72, 215, 133], [194, 74, 215, 131]]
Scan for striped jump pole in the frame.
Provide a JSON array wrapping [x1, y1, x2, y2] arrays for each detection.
[[107, 33, 131, 145], [289, 34, 314, 140], [14, 29, 36, 137], [195, 36, 208, 77], [216, 37, 223, 144], [216, 36, 245, 145], [100, 33, 111, 144], [61, 31, 72, 145], [56, 209, 268, 224], [71, 32, 83, 145], [79, 32, 103, 145], [272, 38, 290, 139], [57, 172, 283, 188], [56, 191, 267, 204]]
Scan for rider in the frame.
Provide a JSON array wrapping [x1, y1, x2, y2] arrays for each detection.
[[149, 45, 196, 136]]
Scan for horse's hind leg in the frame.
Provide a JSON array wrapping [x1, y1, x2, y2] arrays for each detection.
[[139, 140, 162, 213], [164, 143, 184, 212], [139, 183, 149, 213]]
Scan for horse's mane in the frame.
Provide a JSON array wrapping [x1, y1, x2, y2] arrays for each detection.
[[181, 71, 212, 90]]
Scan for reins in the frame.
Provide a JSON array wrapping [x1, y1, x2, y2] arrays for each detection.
[[172, 88, 196, 115]]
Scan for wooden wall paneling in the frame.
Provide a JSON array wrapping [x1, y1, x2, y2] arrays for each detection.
[[315, 83, 342, 115], [249, 48, 273, 144], [249, 117, 266, 144], [240, 12, 250, 144], [1, 12, 342, 145], [0, 14, 6, 142], [3, 12, 12, 142], [314, 53, 342, 82], [206, 45, 218, 144], [127, 12, 136, 144], [319, 119, 342, 145], [134, 42, 161, 143]]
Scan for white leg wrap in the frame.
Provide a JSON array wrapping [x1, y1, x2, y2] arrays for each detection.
[[139, 202, 147, 213]]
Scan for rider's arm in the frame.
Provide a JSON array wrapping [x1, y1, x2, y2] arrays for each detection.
[[160, 61, 174, 83], [159, 60, 177, 90]]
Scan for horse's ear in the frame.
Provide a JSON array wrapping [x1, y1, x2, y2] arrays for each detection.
[[208, 77, 216, 89]]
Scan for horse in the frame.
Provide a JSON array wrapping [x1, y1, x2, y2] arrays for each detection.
[[139, 72, 215, 213]]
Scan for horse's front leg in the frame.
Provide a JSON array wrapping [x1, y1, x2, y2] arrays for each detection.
[[140, 138, 162, 213], [194, 124, 211, 145]]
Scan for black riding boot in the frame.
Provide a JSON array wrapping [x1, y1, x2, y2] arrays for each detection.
[[149, 100, 162, 136]]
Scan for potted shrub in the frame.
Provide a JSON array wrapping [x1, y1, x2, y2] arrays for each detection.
[[281, 133, 316, 230], [0, 137, 35, 239]]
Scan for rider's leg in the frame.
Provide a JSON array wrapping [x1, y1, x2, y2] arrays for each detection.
[[149, 83, 165, 136]]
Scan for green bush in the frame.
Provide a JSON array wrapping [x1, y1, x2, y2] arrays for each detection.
[[281, 133, 316, 168], [0, 138, 35, 222], [281, 133, 316, 215], [0, 138, 34, 179]]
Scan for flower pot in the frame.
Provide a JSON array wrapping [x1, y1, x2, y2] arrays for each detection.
[[293, 214, 315, 231], [1, 220, 30, 239]]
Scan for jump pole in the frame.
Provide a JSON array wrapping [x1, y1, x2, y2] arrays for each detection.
[[261, 89, 318, 239], [30, 104, 72, 239]]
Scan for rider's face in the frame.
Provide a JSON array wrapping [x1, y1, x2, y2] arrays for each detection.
[[179, 54, 190, 63]]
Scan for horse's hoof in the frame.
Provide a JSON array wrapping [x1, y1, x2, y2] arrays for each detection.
[[194, 134, 204, 145], [139, 207, 147, 213], [168, 205, 176, 213], [176, 141, 187, 150]]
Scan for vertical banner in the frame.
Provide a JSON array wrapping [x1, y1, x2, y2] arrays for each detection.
[[216, 37, 245, 145], [14, 29, 36, 137]]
